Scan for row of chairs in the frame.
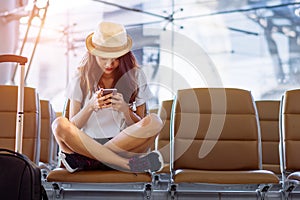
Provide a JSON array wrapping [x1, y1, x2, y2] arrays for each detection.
[[1, 85, 295, 199], [156, 88, 300, 199], [44, 87, 300, 199], [0, 85, 58, 171]]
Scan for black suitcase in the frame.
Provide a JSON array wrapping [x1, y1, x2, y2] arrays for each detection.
[[0, 149, 47, 200], [0, 55, 48, 200]]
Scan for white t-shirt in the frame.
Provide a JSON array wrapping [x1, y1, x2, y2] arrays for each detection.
[[65, 68, 153, 139]]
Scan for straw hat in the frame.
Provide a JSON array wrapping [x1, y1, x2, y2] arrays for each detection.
[[86, 21, 132, 58]]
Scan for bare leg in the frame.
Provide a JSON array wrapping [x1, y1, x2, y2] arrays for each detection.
[[104, 113, 163, 157], [128, 135, 157, 153], [52, 117, 130, 170]]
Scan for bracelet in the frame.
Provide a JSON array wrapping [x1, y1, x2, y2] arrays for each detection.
[[128, 101, 136, 112]]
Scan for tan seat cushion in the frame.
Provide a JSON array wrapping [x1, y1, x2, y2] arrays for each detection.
[[47, 168, 152, 183], [174, 169, 279, 184]]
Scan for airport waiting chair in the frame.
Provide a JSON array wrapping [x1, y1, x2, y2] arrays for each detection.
[[39, 99, 58, 170], [169, 88, 280, 199], [280, 89, 300, 198], [0, 85, 40, 164], [46, 99, 154, 199], [255, 100, 281, 174]]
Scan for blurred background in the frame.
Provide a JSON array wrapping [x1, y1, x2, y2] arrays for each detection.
[[1, 0, 300, 112]]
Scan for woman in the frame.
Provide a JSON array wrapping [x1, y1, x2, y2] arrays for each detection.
[[52, 21, 164, 173]]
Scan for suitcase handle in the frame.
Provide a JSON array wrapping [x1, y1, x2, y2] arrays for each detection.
[[0, 54, 28, 65], [0, 54, 28, 153]]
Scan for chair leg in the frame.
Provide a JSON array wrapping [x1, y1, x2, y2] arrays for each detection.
[[144, 183, 152, 200], [168, 184, 177, 200]]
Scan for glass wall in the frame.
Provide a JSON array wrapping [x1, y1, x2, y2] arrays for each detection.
[[12, 0, 300, 111]]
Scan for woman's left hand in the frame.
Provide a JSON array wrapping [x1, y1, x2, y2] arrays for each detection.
[[111, 93, 129, 113]]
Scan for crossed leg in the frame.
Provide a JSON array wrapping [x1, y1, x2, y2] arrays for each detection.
[[104, 113, 162, 157], [52, 113, 163, 170]]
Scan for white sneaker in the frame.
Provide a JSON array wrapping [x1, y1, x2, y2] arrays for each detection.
[[58, 152, 78, 173]]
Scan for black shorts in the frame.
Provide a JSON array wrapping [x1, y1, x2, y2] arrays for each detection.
[[75, 137, 114, 171], [94, 137, 112, 145]]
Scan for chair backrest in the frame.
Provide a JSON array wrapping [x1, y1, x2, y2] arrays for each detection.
[[62, 98, 70, 119], [255, 100, 280, 174], [148, 107, 159, 150], [171, 88, 262, 171], [280, 89, 300, 175], [40, 99, 57, 165], [156, 99, 173, 164], [0, 85, 40, 164], [149, 108, 158, 114]]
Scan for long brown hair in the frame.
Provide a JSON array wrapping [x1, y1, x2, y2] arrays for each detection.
[[78, 51, 139, 104]]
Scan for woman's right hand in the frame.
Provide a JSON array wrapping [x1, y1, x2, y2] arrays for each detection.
[[91, 89, 114, 111]]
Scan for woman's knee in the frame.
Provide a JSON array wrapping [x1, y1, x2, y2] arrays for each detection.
[[145, 113, 163, 132], [52, 116, 72, 138]]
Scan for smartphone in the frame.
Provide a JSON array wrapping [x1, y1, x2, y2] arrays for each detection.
[[102, 88, 117, 96]]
